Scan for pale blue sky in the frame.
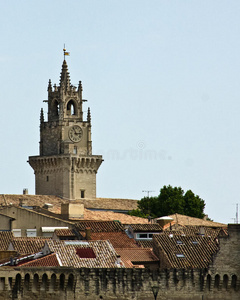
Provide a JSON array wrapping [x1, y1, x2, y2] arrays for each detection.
[[1, 1, 240, 224]]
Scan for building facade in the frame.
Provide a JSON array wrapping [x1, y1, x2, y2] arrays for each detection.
[[28, 58, 103, 200]]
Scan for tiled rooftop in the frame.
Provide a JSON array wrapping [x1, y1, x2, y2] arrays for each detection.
[[74, 220, 124, 232], [72, 198, 138, 211], [88, 232, 139, 249], [82, 209, 149, 224], [0, 194, 138, 212], [54, 229, 76, 237], [44, 240, 125, 268], [8, 237, 50, 255], [137, 240, 154, 249], [116, 248, 159, 263], [129, 224, 162, 232], [0, 195, 148, 224], [166, 213, 226, 228], [153, 233, 219, 269], [164, 226, 228, 239], [19, 253, 60, 267], [0, 231, 13, 251]]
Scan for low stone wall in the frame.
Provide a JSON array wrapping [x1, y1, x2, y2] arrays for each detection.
[[0, 267, 238, 300]]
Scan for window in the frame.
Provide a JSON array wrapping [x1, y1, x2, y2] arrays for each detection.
[[67, 100, 76, 116], [46, 176, 49, 182], [136, 233, 154, 240], [26, 229, 37, 237], [73, 146, 77, 154], [81, 190, 85, 198], [12, 229, 21, 237], [76, 248, 96, 258]]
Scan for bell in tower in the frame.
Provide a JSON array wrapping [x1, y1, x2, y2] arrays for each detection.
[[28, 50, 103, 200]]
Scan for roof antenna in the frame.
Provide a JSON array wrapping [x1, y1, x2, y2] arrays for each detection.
[[142, 190, 155, 217], [236, 203, 238, 224]]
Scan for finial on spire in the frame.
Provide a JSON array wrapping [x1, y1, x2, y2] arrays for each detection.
[[63, 44, 70, 60]]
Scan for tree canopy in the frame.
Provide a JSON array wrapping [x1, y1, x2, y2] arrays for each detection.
[[129, 185, 205, 219]]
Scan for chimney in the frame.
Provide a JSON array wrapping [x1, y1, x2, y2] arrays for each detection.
[[199, 227, 205, 236], [61, 202, 84, 219], [85, 227, 91, 240], [115, 255, 122, 267], [23, 188, 28, 195], [116, 255, 121, 264]]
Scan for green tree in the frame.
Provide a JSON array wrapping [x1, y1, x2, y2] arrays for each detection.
[[128, 185, 206, 219], [183, 190, 205, 218]]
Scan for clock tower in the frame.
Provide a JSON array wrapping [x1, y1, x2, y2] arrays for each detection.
[[28, 54, 103, 200]]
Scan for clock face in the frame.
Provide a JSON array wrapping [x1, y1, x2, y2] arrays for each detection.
[[69, 125, 83, 142]]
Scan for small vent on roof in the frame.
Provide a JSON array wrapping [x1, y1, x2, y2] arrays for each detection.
[[176, 253, 185, 258], [64, 241, 89, 246], [43, 203, 53, 209], [192, 241, 198, 245], [177, 240, 184, 245]]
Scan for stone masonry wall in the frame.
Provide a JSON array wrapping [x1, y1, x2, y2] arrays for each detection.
[[0, 267, 238, 300]]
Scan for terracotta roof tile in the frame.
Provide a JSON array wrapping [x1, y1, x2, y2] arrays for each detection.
[[89, 232, 139, 248], [54, 229, 76, 237], [116, 248, 159, 263], [19, 253, 60, 267], [81, 210, 149, 224], [167, 213, 226, 227], [129, 224, 162, 232], [153, 233, 218, 269], [0, 231, 13, 251], [73, 198, 138, 211], [74, 220, 124, 232], [137, 240, 154, 249], [9, 237, 50, 255]]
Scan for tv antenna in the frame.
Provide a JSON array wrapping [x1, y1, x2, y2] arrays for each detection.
[[142, 190, 155, 216]]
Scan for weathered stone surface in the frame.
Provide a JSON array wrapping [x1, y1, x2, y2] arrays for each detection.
[[0, 267, 238, 300]]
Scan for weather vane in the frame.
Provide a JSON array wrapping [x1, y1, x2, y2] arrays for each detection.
[[63, 44, 70, 60]]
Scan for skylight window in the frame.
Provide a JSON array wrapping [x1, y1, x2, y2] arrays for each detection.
[[176, 253, 185, 258], [76, 248, 96, 258], [177, 240, 184, 245]]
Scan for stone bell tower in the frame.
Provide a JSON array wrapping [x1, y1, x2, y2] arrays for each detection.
[[28, 53, 103, 200]]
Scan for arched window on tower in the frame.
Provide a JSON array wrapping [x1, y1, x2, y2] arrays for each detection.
[[223, 274, 229, 290], [67, 100, 76, 116]]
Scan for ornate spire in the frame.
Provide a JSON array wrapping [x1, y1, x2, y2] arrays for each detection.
[[48, 79, 52, 92], [87, 107, 91, 123], [59, 60, 71, 90], [78, 81, 83, 92], [40, 108, 44, 123]]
